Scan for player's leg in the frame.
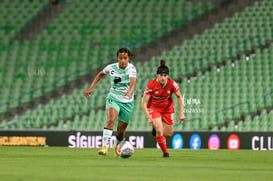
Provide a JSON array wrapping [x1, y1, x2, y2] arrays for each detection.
[[113, 120, 128, 157], [153, 117, 169, 157], [113, 101, 134, 157], [148, 108, 158, 136], [163, 121, 173, 138], [159, 113, 175, 157], [153, 117, 164, 136], [148, 108, 168, 157], [116, 120, 128, 145], [162, 122, 173, 158], [98, 99, 119, 156], [152, 126, 156, 136]]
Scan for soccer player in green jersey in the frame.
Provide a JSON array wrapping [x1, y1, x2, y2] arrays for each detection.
[[84, 48, 137, 157]]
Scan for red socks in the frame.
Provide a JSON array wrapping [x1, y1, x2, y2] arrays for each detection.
[[156, 135, 168, 154]]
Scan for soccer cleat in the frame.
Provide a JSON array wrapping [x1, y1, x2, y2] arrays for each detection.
[[112, 145, 120, 158], [163, 153, 169, 158], [98, 146, 108, 156]]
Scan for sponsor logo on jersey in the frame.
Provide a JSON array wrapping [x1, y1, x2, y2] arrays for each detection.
[[113, 87, 128, 91], [153, 95, 170, 99], [109, 69, 121, 76]]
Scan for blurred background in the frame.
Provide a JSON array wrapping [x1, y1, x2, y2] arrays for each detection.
[[0, 0, 272, 132]]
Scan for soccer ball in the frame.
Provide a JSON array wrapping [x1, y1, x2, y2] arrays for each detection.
[[117, 141, 134, 158]]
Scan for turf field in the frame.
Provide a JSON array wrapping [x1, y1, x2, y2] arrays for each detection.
[[0, 146, 272, 181]]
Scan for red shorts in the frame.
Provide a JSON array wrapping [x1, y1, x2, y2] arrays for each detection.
[[148, 107, 174, 125]]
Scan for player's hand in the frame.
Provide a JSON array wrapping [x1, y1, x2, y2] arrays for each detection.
[[177, 113, 185, 124], [123, 91, 132, 99], [84, 88, 93, 97]]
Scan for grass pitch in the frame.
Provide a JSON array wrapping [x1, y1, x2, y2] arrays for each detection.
[[0, 146, 272, 181]]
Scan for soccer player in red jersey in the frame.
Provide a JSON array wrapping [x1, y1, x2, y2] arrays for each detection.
[[141, 60, 185, 157]]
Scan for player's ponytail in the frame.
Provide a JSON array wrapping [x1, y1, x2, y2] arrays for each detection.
[[157, 59, 169, 75], [160, 60, 166, 66]]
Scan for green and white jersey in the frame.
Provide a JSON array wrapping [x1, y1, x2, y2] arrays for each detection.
[[103, 62, 137, 103]]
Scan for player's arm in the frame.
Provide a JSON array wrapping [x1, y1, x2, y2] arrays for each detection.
[[141, 94, 154, 126], [124, 77, 136, 98], [174, 90, 185, 123], [84, 71, 105, 97]]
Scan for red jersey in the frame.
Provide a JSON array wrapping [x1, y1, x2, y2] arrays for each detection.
[[144, 78, 180, 112]]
